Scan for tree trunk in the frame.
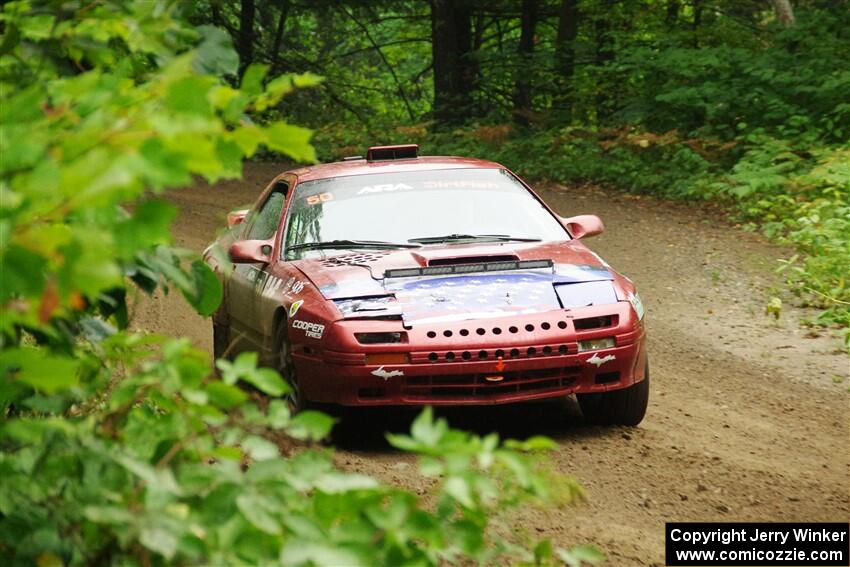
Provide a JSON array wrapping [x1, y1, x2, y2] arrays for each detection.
[[513, 0, 539, 126], [431, 0, 475, 125], [692, 0, 702, 48], [269, 0, 290, 72], [554, 0, 579, 122], [594, 0, 615, 123], [665, 0, 679, 28], [238, 0, 256, 76], [768, 0, 795, 25]]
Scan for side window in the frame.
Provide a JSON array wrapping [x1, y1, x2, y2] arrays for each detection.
[[247, 184, 287, 240]]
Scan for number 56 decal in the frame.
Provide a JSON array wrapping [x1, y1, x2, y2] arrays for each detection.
[[306, 193, 333, 205]]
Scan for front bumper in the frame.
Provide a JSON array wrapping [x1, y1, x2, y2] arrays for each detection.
[[292, 302, 648, 406]]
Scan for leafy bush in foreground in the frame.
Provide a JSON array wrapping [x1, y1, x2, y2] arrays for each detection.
[[2, 335, 587, 565], [0, 1, 595, 564]]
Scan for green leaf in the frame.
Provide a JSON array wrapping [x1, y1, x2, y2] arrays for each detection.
[[140, 526, 179, 560], [205, 381, 248, 409], [266, 400, 291, 429], [0, 348, 79, 394], [83, 506, 135, 525], [19, 14, 55, 40], [534, 538, 554, 563], [193, 25, 239, 76], [215, 139, 244, 179], [557, 544, 605, 567], [444, 476, 474, 508], [0, 245, 46, 301], [265, 122, 316, 163], [180, 260, 222, 316], [241, 435, 279, 461], [410, 407, 446, 447], [114, 200, 177, 260], [166, 76, 214, 116], [137, 138, 192, 189], [243, 368, 288, 397], [287, 410, 336, 441], [314, 472, 378, 494], [0, 124, 49, 173], [230, 125, 267, 157], [241, 64, 269, 96], [216, 351, 258, 385], [280, 542, 370, 567], [236, 493, 282, 535], [504, 435, 558, 452], [110, 453, 180, 494]]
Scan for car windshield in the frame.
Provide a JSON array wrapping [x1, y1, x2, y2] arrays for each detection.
[[283, 168, 568, 258]]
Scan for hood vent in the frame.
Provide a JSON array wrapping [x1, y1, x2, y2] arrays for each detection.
[[428, 254, 518, 267], [384, 259, 553, 279]]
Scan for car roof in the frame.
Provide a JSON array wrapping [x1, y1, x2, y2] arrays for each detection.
[[288, 155, 506, 183]]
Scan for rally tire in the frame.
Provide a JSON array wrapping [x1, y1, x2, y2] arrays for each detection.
[[277, 321, 311, 414], [577, 364, 649, 426]]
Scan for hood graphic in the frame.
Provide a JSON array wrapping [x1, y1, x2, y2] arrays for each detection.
[[293, 242, 617, 325]]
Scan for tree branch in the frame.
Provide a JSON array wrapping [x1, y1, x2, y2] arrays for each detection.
[[337, 5, 416, 121]]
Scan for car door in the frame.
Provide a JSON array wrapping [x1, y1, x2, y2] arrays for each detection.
[[226, 178, 289, 352]]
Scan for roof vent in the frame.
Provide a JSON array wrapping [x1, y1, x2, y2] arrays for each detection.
[[366, 144, 419, 161]]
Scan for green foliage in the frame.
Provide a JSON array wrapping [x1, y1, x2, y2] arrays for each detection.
[[719, 143, 850, 341], [0, 0, 315, 349], [1, 1, 596, 565], [2, 337, 589, 566]]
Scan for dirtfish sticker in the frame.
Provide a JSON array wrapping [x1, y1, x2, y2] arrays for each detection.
[[289, 299, 304, 317], [586, 353, 616, 367], [292, 320, 324, 339], [371, 366, 404, 381]]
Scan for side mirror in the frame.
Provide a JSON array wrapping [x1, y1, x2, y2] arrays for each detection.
[[229, 240, 272, 264], [227, 209, 249, 228], [561, 214, 604, 239]]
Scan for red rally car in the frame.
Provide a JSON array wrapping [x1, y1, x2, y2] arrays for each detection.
[[205, 145, 649, 425]]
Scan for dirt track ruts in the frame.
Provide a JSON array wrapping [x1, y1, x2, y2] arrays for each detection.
[[133, 162, 850, 566]]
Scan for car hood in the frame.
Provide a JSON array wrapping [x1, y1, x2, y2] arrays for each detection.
[[291, 241, 617, 325]]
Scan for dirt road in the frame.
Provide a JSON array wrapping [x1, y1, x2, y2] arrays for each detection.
[[134, 162, 849, 566]]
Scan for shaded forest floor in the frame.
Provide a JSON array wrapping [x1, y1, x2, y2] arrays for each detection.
[[133, 162, 849, 566]]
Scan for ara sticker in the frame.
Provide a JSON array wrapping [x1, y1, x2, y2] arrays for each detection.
[[289, 299, 304, 317], [357, 183, 413, 195], [371, 366, 404, 381], [586, 353, 616, 367], [292, 320, 324, 339]]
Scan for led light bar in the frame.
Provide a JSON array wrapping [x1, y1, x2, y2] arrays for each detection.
[[383, 259, 553, 279]]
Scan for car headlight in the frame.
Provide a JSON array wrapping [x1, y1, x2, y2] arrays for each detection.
[[628, 292, 645, 321], [355, 332, 407, 344], [578, 337, 616, 352]]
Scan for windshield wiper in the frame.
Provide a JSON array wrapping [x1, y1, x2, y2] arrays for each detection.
[[287, 239, 421, 252], [408, 233, 542, 244]]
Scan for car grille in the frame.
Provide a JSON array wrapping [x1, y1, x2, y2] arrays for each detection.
[[401, 366, 580, 400]]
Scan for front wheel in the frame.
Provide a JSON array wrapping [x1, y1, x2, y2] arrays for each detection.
[[577, 365, 649, 426], [278, 324, 311, 414]]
